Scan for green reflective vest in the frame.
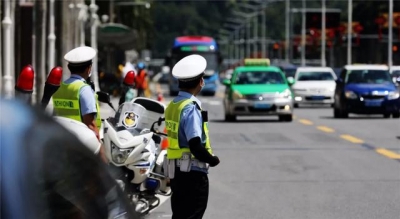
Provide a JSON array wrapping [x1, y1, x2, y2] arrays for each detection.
[[52, 80, 101, 129], [165, 99, 213, 159]]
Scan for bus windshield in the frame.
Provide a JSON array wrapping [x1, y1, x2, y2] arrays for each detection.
[[171, 52, 218, 71]]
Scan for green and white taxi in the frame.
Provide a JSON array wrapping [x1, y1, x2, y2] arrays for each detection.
[[222, 59, 294, 122]]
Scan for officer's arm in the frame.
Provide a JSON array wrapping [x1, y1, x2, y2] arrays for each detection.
[[182, 105, 219, 166], [188, 137, 219, 166], [82, 113, 100, 140], [80, 86, 100, 140]]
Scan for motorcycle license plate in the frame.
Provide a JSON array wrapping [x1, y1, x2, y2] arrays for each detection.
[[365, 100, 382, 107], [254, 102, 271, 109]]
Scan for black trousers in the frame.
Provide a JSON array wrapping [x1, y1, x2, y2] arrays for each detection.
[[170, 169, 209, 219]]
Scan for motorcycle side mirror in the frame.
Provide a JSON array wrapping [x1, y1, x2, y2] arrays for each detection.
[[97, 91, 116, 111], [158, 117, 165, 126]]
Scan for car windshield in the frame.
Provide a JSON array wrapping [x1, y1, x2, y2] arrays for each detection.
[[345, 70, 392, 84], [234, 71, 285, 85], [297, 72, 335, 81], [391, 70, 400, 77], [283, 68, 296, 78]]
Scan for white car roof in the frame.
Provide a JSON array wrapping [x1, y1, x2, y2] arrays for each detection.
[[344, 64, 389, 71], [296, 67, 334, 72], [390, 66, 400, 71]]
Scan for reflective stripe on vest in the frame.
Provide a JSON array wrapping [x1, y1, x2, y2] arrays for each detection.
[[52, 80, 102, 129], [165, 99, 213, 159]]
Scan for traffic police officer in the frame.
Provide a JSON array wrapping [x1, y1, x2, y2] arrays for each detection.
[[165, 54, 220, 219], [52, 46, 105, 162]]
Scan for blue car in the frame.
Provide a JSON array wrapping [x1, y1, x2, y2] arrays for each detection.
[[333, 65, 400, 118]]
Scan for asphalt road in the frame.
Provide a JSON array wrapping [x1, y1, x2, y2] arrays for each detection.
[[101, 85, 400, 219]]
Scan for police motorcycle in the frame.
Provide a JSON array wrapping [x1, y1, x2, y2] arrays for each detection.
[[99, 94, 171, 216], [39, 76, 171, 216]]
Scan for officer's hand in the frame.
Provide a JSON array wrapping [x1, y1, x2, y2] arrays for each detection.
[[209, 156, 220, 167]]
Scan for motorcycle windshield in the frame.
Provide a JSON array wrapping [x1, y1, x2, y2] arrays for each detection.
[[109, 102, 150, 136]]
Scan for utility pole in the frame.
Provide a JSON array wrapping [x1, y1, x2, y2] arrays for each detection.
[[235, 29, 239, 61], [261, 5, 266, 58], [90, 0, 100, 91], [388, 0, 393, 67], [62, 2, 74, 81], [36, 0, 48, 104], [347, 0, 352, 65], [301, 0, 306, 66], [321, 0, 326, 67], [48, 0, 56, 73], [0, 0, 3, 95], [253, 16, 258, 57], [2, 0, 13, 98], [246, 20, 251, 57], [78, 1, 87, 47], [285, 0, 290, 62], [110, 0, 115, 23]]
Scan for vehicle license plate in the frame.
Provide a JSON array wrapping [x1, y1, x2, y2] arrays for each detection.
[[311, 96, 325, 100], [254, 102, 271, 109], [364, 100, 382, 107]]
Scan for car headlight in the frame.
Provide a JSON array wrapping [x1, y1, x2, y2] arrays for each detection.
[[345, 90, 358, 99], [279, 89, 292, 98], [232, 90, 244, 100], [388, 91, 400, 100], [111, 142, 133, 164]]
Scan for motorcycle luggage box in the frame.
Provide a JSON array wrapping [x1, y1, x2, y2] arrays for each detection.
[[131, 97, 166, 131]]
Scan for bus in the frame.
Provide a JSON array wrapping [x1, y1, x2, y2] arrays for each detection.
[[165, 36, 222, 96]]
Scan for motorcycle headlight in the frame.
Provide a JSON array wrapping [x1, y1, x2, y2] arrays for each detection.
[[345, 90, 358, 99], [388, 91, 400, 100], [232, 90, 244, 100], [111, 142, 133, 164], [279, 89, 292, 98]]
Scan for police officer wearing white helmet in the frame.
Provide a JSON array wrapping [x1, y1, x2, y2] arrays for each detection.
[[52, 46, 107, 162], [164, 54, 220, 219]]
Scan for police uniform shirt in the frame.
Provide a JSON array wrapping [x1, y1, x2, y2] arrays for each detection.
[[64, 74, 97, 117], [174, 91, 207, 173]]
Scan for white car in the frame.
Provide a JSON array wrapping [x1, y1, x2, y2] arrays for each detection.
[[291, 67, 337, 107], [390, 66, 400, 84]]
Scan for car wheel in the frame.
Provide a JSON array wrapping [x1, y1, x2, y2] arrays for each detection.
[[225, 114, 236, 122], [392, 112, 400, 118], [342, 110, 349, 118], [334, 107, 348, 118], [294, 103, 299, 108], [383, 113, 391, 118], [279, 115, 293, 122], [334, 107, 341, 118]]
